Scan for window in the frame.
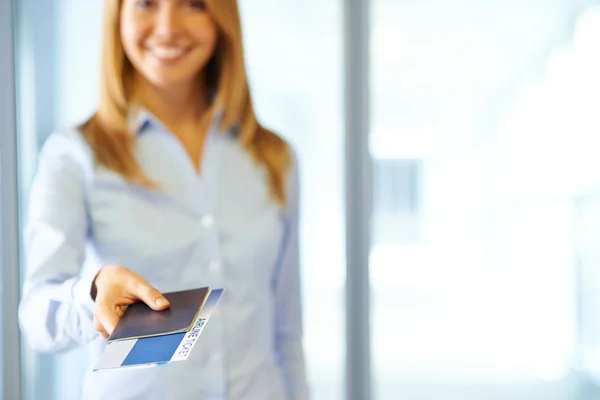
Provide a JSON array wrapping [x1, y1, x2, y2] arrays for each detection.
[[370, 1, 589, 399], [373, 159, 421, 245], [12, 0, 600, 399]]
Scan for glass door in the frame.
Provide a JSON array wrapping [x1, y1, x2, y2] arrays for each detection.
[[369, 1, 600, 399]]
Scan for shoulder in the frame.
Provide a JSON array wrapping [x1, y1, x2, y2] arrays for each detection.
[[41, 125, 91, 157], [37, 125, 94, 179], [221, 123, 299, 208], [281, 139, 300, 216], [286, 141, 299, 188]]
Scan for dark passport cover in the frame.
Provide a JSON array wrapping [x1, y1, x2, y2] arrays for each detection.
[[107, 287, 210, 343]]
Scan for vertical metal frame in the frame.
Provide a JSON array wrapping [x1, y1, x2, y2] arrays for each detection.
[[0, 0, 23, 398], [344, 0, 372, 399]]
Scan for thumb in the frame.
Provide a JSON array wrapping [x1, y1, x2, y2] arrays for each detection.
[[95, 299, 121, 335], [129, 278, 170, 311]]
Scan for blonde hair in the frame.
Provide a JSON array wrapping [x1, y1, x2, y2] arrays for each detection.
[[81, 0, 291, 204]]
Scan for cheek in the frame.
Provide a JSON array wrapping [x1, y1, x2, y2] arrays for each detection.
[[206, 30, 218, 53], [193, 18, 219, 52], [120, 19, 145, 59], [199, 30, 218, 63], [200, 37, 217, 62]]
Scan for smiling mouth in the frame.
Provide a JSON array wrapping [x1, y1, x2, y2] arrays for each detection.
[[147, 46, 190, 62]]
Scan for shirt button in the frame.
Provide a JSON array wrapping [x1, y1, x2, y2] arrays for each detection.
[[201, 214, 214, 228], [209, 260, 221, 272], [211, 352, 221, 362]]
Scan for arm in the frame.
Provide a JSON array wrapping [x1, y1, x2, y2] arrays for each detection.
[[18, 131, 98, 352], [273, 153, 309, 399]]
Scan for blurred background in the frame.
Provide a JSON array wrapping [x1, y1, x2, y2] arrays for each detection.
[[3, 0, 600, 399]]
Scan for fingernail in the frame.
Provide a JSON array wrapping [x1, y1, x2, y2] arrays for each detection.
[[155, 298, 167, 307]]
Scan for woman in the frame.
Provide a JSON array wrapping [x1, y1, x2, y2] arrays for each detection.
[[18, 0, 308, 399]]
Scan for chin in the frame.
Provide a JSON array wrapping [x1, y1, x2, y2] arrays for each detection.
[[145, 73, 197, 90]]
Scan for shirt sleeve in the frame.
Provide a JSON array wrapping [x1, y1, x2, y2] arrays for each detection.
[[18, 130, 99, 353], [273, 150, 310, 399]]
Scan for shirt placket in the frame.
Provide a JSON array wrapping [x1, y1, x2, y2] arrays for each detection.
[[195, 131, 227, 398]]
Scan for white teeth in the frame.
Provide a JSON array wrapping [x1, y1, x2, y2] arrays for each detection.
[[151, 46, 185, 60]]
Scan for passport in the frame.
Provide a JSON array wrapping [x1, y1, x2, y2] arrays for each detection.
[[108, 287, 210, 343], [95, 287, 223, 370]]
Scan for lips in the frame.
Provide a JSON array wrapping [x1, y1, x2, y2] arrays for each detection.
[[147, 45, 190, 62]]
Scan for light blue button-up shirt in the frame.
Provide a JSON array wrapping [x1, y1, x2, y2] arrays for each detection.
[[18, 110, 308, 400]]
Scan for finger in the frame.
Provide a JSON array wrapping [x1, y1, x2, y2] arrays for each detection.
[[129, 278, 170, 311], [93, 315, 109, 339], [94, 297, 121, 335], [116, 304, 128, 317]]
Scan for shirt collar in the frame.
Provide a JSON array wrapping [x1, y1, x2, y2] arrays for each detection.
[[127, 105, 154, 136], [127, 105, 226, 139]]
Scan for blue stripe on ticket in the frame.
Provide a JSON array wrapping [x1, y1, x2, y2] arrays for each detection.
[[122, 332, 186, 366], [94, 288, 223, 371]]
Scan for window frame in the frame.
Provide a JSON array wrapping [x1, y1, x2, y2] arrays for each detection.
[[344, 0, 372, 399], [0, 0, 23, 398]]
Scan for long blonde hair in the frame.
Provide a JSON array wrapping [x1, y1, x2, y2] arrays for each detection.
[[81, 0, 291, 204]]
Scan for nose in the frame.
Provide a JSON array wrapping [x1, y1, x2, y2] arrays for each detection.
[[153, 5, 181, 38]]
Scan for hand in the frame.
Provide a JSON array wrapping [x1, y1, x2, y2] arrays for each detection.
[[92, 265, 170, 339]]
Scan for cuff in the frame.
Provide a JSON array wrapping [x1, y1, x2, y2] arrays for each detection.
[[72, 272, 96, 314]]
